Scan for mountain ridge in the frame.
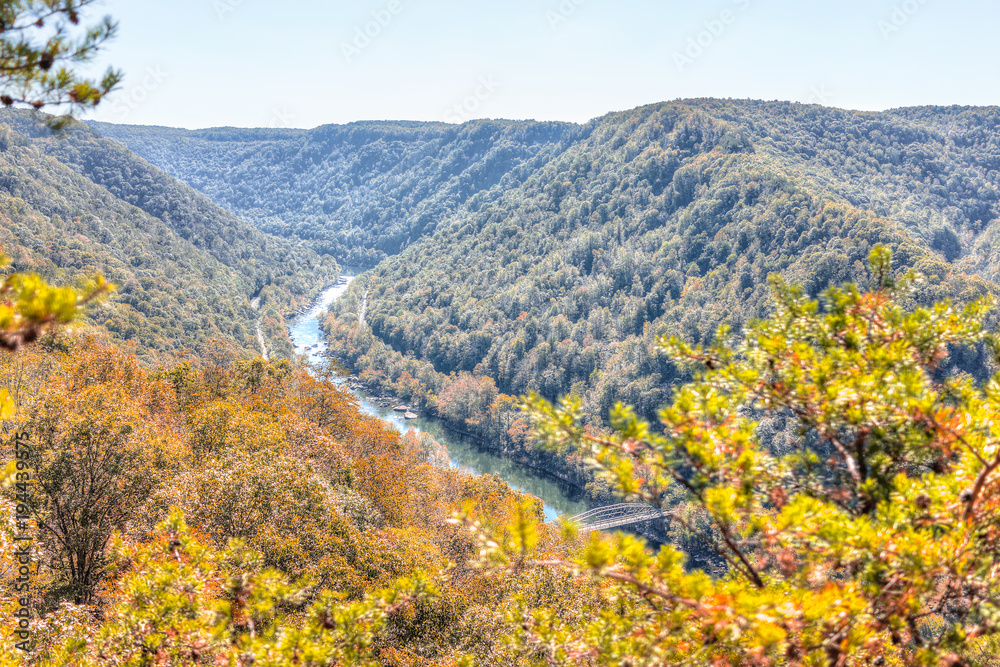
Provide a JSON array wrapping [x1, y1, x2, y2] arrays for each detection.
[[0, 110, 339, 358], [87, 99, 1000, 427]]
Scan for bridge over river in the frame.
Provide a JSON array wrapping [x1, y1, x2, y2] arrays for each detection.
[[291, 274, 675, 531], [561, 503, 672, 532]]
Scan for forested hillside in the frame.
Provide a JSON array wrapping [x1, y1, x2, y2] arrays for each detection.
[[91, 119, 579, 266], [339, 102, 1000, 410], [6, 255, 1000, 666], [0, 333, 600, 665], [93, 100, 1000, 478], [0, 111, 338, 358], [92, 101, 1000, 278]]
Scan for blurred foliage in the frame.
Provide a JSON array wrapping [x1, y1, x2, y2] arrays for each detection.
[[0, 0, 121, 125], [470, 248, 1000, 665]]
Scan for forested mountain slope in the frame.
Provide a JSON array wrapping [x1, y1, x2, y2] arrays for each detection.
[[91, 101, 1000, 277], [92, 100, 1000, 430], [0, 111, 338, 357], [699, 102, 1000, 278], [90, 119, 579, 266]]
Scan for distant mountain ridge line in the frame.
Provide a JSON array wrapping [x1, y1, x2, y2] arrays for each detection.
[[89, 97, 1000, 282], [90, 112, 588, 266], [90, 98, 1000, 135]]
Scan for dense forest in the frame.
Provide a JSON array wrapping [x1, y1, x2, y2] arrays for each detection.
[[5, 257, 1000, 665], [0, 333, 602, 665], [95, 100, 1000, 492], [0, 111, 338, 359], [91, 119, 579, 267], [3, 0, 1000, 661], [93, 100, 1000, 280], [334, 102, 999, 410]]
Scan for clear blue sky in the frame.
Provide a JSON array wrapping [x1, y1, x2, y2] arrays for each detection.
[[81, 0, 1000, 129]]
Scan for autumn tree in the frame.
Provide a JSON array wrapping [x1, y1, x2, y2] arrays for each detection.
[[293, 369, 365, 437], [437, 372, 499, 430], [21, 342, 183, 604], [482, 247, 1000, 665]]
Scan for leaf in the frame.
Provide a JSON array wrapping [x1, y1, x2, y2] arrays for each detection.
[[0, 388, 13, 419]]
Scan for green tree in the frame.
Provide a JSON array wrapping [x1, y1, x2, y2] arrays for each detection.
[[0, 0, 120, 122], [497, 247, 1000, 665]]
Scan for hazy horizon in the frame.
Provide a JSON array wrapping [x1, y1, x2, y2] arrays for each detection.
[[86, 96, 1000, 133], [80, 0, 1000, 130]]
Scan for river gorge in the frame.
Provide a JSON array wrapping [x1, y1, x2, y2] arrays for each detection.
[[288, 273, 591, 522]]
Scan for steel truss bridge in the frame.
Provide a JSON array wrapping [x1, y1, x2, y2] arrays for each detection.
[[561, 504, 672, 532]]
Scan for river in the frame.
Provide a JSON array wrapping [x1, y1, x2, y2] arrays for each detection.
[[288, 273, 591, 522]]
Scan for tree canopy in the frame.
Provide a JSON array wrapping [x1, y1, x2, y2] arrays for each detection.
[[503, 247, 1000, 665]]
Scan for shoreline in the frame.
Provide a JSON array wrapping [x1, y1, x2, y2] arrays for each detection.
[[334, 365, 599, 510], [339, 370, 595, 497], [285, 273, 349, 320], [340, 372, 671, 544], [299, 283, 669, 544]]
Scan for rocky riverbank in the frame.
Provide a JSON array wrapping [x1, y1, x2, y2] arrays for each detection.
[[344, 375, 419, 419], [284, 275, 350, 320]]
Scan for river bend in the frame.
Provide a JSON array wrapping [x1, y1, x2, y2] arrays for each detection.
[[288, 274, 590, 521]]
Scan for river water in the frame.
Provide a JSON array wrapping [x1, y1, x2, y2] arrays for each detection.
[[288, 274, 590, 522]]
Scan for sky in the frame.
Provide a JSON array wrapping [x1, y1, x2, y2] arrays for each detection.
[[78, 0, 1000, 129]]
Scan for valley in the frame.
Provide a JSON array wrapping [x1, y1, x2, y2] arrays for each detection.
[[94, 100, 1000, 508], [288, 273, 590, 521], [6, 96, 1000, 665], [0, 110, 338, 359], [3, 0, 999, 662]]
